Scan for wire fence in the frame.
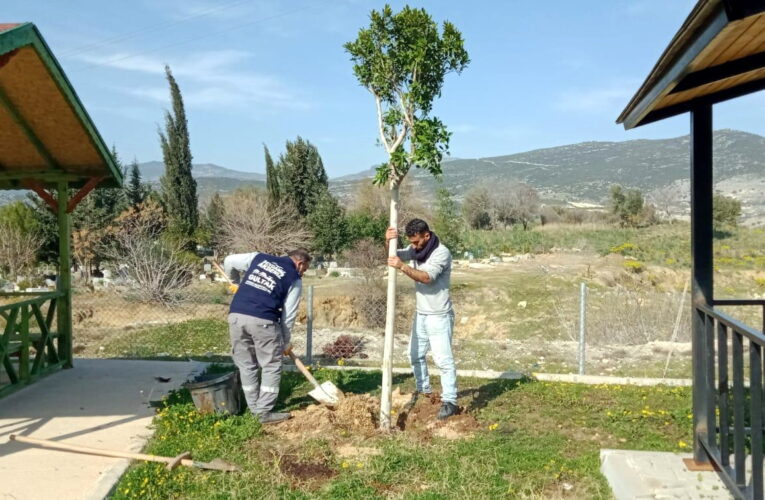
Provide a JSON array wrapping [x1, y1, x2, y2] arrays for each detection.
[[48, 262, 749, 381]]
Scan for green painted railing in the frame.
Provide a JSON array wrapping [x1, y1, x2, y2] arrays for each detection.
[[0, 291, 66, 398]]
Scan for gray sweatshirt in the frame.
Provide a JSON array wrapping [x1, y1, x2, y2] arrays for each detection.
[[397, 243, 453, 315]]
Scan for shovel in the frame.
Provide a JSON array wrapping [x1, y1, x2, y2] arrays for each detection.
[[9, 434, 240, 472], [288, 351, 343, 405]]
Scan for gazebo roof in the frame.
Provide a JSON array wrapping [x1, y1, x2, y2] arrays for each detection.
[[0, 23, 121, 189], [618, 0, 765, 129]]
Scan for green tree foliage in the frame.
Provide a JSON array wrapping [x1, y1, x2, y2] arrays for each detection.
[[345, 5, 469, 186], [0, 201, 39, 234], [713, 194, 742, 228], [125, 159, 148, 209], [432, 187, 464, 252], [610, 185, 645, 227], [307, 191, 349, 257], [159, 65, 198, 242], [346, 212, 388, 245], [202, 192, 226, 251], [277, 137, 328, 217], [264, 144, 281, 204]]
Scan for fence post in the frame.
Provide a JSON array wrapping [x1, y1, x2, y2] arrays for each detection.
[[578, 282, 586, 375], [306, 285, 314, 365]]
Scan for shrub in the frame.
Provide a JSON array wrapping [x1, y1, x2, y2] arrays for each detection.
[[322, 335, 366, 359], [623, 260, 645, 273]]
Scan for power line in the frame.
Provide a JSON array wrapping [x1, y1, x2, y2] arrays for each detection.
[[60, 0, 254, 58], [76, 3, 316, 72]]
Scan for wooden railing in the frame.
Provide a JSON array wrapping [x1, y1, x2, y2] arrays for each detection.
[[696, 299, 765, 500], [0, 291, 65, 398]]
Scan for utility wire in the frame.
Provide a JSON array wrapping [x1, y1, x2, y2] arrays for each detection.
[[76, 3, 316, 72], [60, 0, 254, 58]]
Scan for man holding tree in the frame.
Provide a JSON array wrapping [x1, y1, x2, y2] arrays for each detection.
[[386, 219, 457, 420]]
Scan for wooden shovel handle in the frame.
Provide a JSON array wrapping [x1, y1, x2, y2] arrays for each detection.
[[10, 434, 174, 465], [288, 351, 322, 389]]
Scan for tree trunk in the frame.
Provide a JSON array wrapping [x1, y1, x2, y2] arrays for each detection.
[[380, 182, 400, 430]]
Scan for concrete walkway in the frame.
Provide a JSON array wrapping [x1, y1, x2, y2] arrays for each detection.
[[0, 359, 205, 500], [601, 449, 732, 499]]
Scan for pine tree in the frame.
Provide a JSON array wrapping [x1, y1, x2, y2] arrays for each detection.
[[125, 159, 146, 209], [204, 192, 226, 251], [307, 191, 349, 257], [159, 65, 198, 242], [264, 144, 281, 203], [278, 136, 328, 217]]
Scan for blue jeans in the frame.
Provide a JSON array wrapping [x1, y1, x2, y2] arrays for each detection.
[[409, 311, 457, 404]]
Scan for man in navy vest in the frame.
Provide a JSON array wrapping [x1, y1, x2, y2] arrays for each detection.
[[225, 249, 311, 424]]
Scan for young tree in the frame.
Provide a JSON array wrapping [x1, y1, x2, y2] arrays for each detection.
[[159, 65, 198, 243], [713, 194, 742, 228], [345, 5, 469, 429], [277, 137, 328, 217], [432, 187, 464, 252], [308, 191, 350, 257], [264, 144, 281, 204], [125, 159, 147, 209]]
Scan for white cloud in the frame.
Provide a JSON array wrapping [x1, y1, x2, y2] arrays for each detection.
[[554, 82, 637, 113], [74, 49, 306, 110]]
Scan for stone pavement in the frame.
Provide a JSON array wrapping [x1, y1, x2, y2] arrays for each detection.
[[601, 449, 732, 499], [0, 359, 205, 500]]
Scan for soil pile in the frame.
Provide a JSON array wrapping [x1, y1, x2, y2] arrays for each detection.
[[271, 388, 479, 441]]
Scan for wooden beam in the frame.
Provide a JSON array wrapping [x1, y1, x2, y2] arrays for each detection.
[[0, 172, 78, 183], [22, 180, 57, 213], [638, 73, 765, 126], [672, 50, 765, 93], [66, 176, 103, 213], [56, 181, 73, 369], [690, 105, 714, 466], [0, 84, 60, 171]]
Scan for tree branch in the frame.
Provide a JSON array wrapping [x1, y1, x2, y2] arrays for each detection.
[[375, 94, 392, 154]]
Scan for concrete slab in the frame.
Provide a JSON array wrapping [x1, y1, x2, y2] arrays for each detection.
[[601, 449, 732, 499], [0, 359, 205, 500]]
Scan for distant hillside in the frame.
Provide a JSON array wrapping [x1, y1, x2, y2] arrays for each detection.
[[329, 129, 765, 223], [137, 161, 265, 204]]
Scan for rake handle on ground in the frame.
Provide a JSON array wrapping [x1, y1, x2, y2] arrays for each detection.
[[9, 434, 196, 468]]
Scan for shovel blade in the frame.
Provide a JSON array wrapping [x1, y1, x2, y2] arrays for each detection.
[[309, 381, 343, 405], [194, 458, 241, 472]]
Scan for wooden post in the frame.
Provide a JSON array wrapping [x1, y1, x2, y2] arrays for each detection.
[[690, 105, 714, 464], [57, 182, 73, 369], [380, 183, 400, 430]]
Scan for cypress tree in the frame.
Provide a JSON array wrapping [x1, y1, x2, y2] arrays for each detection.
[[264, 144, 281, 203], [205, 192, 226, 251], [278, 136, 328, 217], [159, 65, 198, 241]]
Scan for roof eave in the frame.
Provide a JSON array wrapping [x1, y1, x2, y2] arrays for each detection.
[[0, 23, 123, 186], [617, 1, 729, 129]]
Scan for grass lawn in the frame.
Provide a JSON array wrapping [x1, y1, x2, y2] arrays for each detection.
[[112, 369, 692, 499]]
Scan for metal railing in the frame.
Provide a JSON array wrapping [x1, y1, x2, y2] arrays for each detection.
[[0, 291, 65, 398], [696, 299, 765, 499]]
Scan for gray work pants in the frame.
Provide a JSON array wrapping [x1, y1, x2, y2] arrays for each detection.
[[228, 313, 284, 415]]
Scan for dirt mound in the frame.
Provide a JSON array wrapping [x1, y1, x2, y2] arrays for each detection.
[[279, 454, 336, 483], [270, 388, 479, 442]]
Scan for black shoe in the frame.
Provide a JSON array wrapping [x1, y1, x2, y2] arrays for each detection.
[[437, 402, 458, 420], [257, 412, 291, 424]]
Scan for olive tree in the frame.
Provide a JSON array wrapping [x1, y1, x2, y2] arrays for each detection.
[[345, 5, 469, 429]]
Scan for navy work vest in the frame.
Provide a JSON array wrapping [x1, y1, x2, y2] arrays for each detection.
[[229, 254, 300, 322]]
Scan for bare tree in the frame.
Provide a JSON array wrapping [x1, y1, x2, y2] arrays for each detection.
[[506, 183, 541, 230], [101, 200, 193, 306], [0, 222, 40, 281], [650, 184, 680, 221], [350, 179, 431, 227], [462, 185, 494, 229], [219, 187, 311, 254]]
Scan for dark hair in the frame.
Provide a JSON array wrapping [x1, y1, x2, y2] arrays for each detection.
[[288, 248, 312, 263], [405, 219, 430, 237]]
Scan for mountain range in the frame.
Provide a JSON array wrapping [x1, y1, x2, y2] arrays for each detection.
[[2, 129, 764, 222]]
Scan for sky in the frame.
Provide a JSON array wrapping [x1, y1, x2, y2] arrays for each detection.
[[7, 0, 765, 177]]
